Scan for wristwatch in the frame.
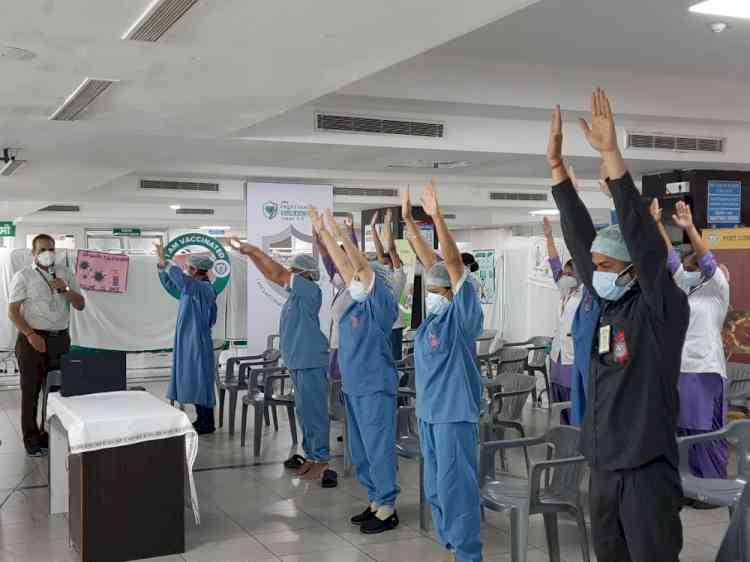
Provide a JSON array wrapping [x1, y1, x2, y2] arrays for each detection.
[[64, 285, 71, 293]]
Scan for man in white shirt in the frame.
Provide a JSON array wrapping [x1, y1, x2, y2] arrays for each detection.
[[8, 234, 85, 456]]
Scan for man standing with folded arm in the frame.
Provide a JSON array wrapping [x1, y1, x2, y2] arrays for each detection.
[[547, 90, 689, 562], [8, 234, 85, 457]]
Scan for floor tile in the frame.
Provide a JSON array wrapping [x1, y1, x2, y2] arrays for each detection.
[[279, 548, 374, 562], [183, 536, 277, 562], [255, 528, 355, 557], [358, 536, 448, 562]]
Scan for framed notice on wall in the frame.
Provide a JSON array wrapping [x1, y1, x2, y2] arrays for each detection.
[[474, 249, 496, 305], [707, 180, 742, 227]]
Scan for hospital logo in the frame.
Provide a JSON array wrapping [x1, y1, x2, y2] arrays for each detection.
[[159, 233, 232, 300], [263, 201, 279, 220], [351, 315, 360, 329], [430, 332, 439, 350]]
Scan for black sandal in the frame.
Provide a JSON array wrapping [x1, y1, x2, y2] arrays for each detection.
[[283, 454, 306, 470], [321, 469, 338, 488]]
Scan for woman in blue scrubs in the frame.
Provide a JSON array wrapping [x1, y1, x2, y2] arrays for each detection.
[[403, 182, 484, 562], [231, 239, 331, 482], [308, 207, 401, 534]]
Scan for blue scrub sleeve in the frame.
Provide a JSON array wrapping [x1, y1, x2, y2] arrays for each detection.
[[291, 274, 323, 316], [453, 274, 484, 341], [167, 265, 207, 296], [368, 275, 398, 333]]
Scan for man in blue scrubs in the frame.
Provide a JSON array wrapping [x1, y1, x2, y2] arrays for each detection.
[[403, 182, 484, 562], [231, 240, 331, 482], [156, 246, 218, 434], [309, 207, 401, 534]]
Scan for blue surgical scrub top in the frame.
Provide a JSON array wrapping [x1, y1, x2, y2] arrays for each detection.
[[338, 275, 399, 397], [415, 274, 484, 424], [570, 286, 600, 426], [280, 275, 329, 371]]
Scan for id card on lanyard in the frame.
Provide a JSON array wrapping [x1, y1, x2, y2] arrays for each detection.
[[599, 325, 611, 354]]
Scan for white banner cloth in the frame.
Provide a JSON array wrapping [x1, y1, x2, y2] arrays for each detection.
[[46, 391, 200, 523]]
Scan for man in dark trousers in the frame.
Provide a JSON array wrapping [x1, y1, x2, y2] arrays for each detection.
[[8, 234, 85, 456], [547, 90, 689, 562]]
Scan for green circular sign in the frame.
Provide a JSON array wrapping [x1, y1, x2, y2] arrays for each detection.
[[160, 233, 231, 299]]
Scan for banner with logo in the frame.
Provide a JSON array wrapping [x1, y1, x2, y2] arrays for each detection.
[[245, 182, 334, 354], [158, 233, 232, 299]]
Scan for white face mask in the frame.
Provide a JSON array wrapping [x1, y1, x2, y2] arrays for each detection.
[[426, 292, 451, 316], [558, 275, 578, 292], [674, 268, 702, 293], [36, 250, 55, 268], [349, 279, 368, 302]]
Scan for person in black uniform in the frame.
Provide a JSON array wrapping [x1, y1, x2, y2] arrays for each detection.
[[547, 89, 690, 562]]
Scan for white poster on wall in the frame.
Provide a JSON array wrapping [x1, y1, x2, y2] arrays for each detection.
[[245, 182, 334, 354]]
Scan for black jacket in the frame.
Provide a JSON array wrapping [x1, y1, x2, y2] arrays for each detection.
[[552, 172, 689, 470]]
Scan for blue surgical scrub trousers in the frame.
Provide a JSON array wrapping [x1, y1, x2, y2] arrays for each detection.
[[419, 420, 483, 562], [345, 392, 399, 507], [290, 367, 330, 462]]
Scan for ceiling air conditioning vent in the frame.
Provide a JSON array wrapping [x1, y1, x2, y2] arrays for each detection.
[[334, 187, 399, 198], [123, 0, 199, 42], [140, 179, 219, 192], [40, 205, 80, 212], [176, 208, 214, 215], [49, 78, 117, 121], [317, 113, 444, 138], [442, 213, 457, 220], [626, 132, 724, 153], [489, 192, 548, 202]]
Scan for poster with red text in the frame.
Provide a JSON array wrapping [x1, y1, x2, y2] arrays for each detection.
[[75, 250, 130, 294]]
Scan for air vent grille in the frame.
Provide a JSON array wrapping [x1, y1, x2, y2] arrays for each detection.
[[626, 132, 724, 153], [40, 205, 80, 212], [49, 78, 116, 121], [334, 187, 399, 198], [317, 113, 444, 138], [140, 179, 219, 192], [489, 192, 548, 202], [176, 208, 214, 215], [123, 0, 199, 42]]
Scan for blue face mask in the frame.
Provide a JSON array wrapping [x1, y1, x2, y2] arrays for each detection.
[[426, 291, 451, 316], [593, 270, 632, 301], [349, 279, 369, 302], [674, 269, 702, 293]]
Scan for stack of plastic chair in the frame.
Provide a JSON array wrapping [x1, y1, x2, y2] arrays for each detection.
[[678, 419, 750, 514], [395, 405, 430, 532], [218, 347, 281, 435], [479, 418, 590, 562], [504, 337, 552, 407], [240, 366, 298, 456], [481, 373, 536, 474], [728, 363, 750, 417], [716, 474, 750, 562]]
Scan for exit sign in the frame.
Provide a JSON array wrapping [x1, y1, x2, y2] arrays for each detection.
[[113, 228, 141, 237], [0, 222, 16, 237]]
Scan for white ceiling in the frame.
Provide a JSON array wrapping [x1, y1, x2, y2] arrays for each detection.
[[3, 0, 749, 231]]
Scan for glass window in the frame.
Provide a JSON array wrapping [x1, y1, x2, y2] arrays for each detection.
[[26, 233, 76, 249]]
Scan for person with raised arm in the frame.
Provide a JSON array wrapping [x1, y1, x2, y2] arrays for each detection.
[[230, 238, 331, 483], [543, 216, 583, 424], [308, 207, 401, 534], [381, 209, 408, 361], [651, 198, 730, 485], [404, 182, 484, 562], [549, 89, 689, 562]]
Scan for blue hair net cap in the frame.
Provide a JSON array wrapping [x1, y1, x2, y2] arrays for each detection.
[[188, 255, 214, 271], [290, 254, 320, 281], [425, 262, 452, 288], [590, 225, 631, 263]]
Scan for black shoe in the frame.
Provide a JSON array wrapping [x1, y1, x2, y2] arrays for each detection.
[[25, 443, 47, 457], [350, 506, 376, 525], [361, 511, 399, 534], [195, 425, 216, 435]]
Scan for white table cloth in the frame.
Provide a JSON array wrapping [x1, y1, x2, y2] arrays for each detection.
[[47, 391, 200, 523]]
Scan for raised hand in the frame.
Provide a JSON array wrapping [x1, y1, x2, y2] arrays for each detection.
[[579, 88, 619, 154], [649, 198, 662, 224], [672, 201, 694, 230], [343, 212, 354, 229], [370, 211, 379, 229], [153, 241, 166, 264], [421, 179, 439, 217], [401, 187, 413, 220], [543, 216, 553, 238], [547, 104, 563, 168], [325, 208, 343, 237], [307, 207, 325, 234]]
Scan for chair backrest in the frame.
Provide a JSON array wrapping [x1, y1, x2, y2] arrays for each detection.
[[266, 334, 280, 351], [540, 425, 584, 502], [263, 349, 282, 366], [497, 347, 529, 375], [723, 420, 750, 478], [477, 329, 498, 356], [490, 373, 535, 422], [715, 474, 750, 562], [728, 362, 750, 401], [397, 406, 418, 438]]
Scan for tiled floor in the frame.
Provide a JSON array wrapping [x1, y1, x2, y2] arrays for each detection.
[[0, 380, 728, 561]]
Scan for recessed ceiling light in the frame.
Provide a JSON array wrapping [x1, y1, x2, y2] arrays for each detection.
[[709, 21, 729, 32], [690, 0, 750, 20], [529, 209, 560, 217], [170, 204, 181, 210]]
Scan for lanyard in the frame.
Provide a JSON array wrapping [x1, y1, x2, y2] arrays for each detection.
[[35, 268, 56, 296]]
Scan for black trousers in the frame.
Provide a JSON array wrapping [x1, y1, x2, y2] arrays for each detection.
[[194, 404, 215, 430], [590, 458, 683, 562]]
